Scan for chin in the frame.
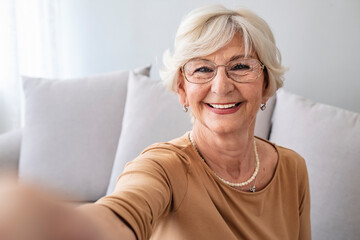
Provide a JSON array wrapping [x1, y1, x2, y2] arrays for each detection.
[[194, 113, 252, 135], [206, 123, 242, 135], [204, 116, 255, 135]]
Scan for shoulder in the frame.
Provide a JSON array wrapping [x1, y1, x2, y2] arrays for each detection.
[[124, 133, 192, 183], [276, 145, 307, 172], [138, 132, 192, 170], [275, 145, 309, 190], [120, 133, 192, 207], [257, 137, 309, 185], [256, 137, 307, 174], [142, 132, 192, 158]]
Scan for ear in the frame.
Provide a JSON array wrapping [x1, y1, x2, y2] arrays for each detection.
[[261, 86, 269, 105], [261, 95, 269, 105], [177, 70, 188, 106], [261, 69, 269, 104]]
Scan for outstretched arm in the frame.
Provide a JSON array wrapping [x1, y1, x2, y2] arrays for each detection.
[[0, 178, 135, 240]]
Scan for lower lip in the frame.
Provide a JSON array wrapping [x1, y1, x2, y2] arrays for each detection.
[[205, 103, 242, 115]]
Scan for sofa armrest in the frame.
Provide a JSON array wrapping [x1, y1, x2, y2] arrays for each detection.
[[0, 129, 22, 175]]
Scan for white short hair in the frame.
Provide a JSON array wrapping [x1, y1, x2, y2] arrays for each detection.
[[160, 5, 286, 98]]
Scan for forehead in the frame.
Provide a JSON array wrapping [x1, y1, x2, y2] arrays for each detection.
[[202, 34, 257, 62]]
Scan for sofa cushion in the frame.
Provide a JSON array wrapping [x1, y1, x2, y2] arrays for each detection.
[[106, 72, 276, 194], [269, 89, 360, 239], [19, 66, 150, 202]]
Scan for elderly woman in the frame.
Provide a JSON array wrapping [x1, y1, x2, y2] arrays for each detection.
[[0, 5, 310, 240], [93, 4, 311, 240]]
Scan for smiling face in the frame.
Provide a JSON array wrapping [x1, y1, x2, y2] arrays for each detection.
[[177, 34, 268, 135]]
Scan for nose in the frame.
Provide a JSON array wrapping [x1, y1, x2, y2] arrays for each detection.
[[210, 66, 235, 96]]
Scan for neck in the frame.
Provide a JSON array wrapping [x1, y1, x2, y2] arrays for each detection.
[[191, 121, 256, 180]]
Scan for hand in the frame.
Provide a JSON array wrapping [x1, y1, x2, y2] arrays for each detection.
[[0, 177, 99, 240]]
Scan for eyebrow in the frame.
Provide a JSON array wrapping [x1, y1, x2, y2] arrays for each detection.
[[229, 54, 255, 61], [199, 54, 256, 63], [195, 53, 257, 64]]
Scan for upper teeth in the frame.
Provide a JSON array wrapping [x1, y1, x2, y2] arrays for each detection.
[[209, 103, 237, 109]]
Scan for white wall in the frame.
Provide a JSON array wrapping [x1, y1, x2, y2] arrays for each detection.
[[57, 0, 360, 113]]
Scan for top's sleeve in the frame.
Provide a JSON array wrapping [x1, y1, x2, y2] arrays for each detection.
[[297, 156, 311, 240], [95, 146, 189, 240]]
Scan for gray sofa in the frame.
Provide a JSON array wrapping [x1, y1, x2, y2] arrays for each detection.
[[0, 68, 359, 239]]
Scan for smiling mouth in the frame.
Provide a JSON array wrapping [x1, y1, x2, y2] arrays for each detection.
[[206, 102, 241, 109]]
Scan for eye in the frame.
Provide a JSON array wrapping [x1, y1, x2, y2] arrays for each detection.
[[230, 63, 251, 71], [194, 66, 214, 73]]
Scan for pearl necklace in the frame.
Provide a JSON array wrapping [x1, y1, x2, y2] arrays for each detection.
[[189, 132, 260, 190]]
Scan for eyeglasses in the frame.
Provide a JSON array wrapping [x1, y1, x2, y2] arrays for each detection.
[[181, 58, 265, 84]]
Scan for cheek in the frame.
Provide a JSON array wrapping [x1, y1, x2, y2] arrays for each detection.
[[238, 84, 263, 100], [186, 84, 209, 102], [238, 85, 264, 113]]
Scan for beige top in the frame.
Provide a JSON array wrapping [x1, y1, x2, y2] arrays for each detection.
[[97, 132, 311, 240]]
